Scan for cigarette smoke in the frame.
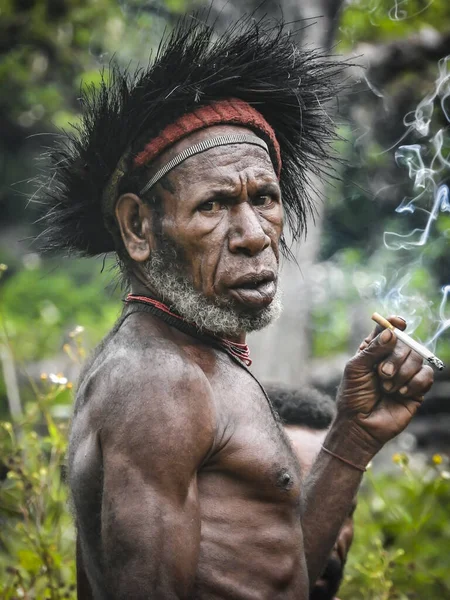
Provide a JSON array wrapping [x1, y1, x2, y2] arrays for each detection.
[[377, 56, 450, 349], [388, 0, 434, 22], [314, 6, 450, 356], [343, 0, 434, 25], [427, 285, 450, 346]]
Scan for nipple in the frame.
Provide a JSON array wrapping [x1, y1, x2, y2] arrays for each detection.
[[277, 469, 294, 490]]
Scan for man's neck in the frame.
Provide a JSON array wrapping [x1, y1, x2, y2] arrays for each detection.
[[129, 273, 158, 299]]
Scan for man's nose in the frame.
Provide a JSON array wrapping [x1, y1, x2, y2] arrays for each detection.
[[228, 203, 271, 256]]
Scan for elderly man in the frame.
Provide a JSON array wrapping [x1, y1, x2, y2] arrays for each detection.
[[267, 385, 356, 600], [41, 16, 434, 600]]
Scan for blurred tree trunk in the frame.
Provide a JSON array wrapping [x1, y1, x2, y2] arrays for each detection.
[[208, 0, 345, 386]]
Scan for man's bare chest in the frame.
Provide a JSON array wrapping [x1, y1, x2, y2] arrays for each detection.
[[200, 358, 302, 505], [192, 358, 306, 599]]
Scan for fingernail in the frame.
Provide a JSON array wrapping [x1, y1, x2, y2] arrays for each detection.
[[399, 385, 408, 395], [383, 381, 393, 391], [396, 316, 407, 323], [380, 330, 393, 344], [382, 362, 394, 376]]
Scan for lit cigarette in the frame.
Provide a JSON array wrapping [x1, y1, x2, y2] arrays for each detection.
[[372, 312, 445, 371]]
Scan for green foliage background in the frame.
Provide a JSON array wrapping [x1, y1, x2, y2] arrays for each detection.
[[341, 454, 450, 599], [1, 0, 450, 598]]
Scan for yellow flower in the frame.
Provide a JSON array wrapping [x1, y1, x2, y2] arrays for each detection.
[[432, 454, 443, 465], [66, 382, 73, 390], [392, 452, 409, 466], [40, 372, 48, 380]]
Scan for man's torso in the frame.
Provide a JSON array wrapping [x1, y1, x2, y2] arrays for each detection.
[[70, 311, 308, 599]]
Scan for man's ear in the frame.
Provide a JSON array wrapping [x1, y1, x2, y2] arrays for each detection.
[[115, 193, 155, 262]]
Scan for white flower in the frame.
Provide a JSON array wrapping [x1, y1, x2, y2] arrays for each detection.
[[49, 373, 68, 385], [69, 325, 85, 338]]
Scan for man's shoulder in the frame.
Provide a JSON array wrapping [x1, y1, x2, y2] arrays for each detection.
[[76, 322, 214, 430], [72, 323, 216, 481], [113, 336, 210, 399], [104, 340, 215, 458]]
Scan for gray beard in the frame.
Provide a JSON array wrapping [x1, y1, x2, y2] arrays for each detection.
[[142, 245, 282, 338]]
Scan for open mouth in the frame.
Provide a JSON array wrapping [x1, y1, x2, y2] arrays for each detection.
[[234, 279, 270, 290], [228, 272, 276, 307]]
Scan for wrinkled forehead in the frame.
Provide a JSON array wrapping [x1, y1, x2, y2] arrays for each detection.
[[148, 124, 278, 191]]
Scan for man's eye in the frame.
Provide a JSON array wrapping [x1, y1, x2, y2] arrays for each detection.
[[199, 200, 223, 212], [253, 195, 274, 207]]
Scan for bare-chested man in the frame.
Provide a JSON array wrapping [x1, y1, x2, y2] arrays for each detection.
[[40, 16, 434, 600]]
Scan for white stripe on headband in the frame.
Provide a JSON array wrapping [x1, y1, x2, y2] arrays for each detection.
[[139, 134, 269, 196]]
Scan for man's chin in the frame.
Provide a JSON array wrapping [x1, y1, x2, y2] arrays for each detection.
[[142, 250, 281, 336], [216, 287, 282, 334]]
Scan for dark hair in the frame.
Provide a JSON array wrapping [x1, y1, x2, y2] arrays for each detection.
[[265, 384, 336, 430], [37, 12, 344, 258]]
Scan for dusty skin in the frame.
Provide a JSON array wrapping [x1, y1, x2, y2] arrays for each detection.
[[70, 126, 434, 599]]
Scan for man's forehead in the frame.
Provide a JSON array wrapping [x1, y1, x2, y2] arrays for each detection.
[[185, 147, 276, 187], [149, 124, 277, 189]]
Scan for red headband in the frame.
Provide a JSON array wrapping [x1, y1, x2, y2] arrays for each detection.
[[133, 98, 282, 177]]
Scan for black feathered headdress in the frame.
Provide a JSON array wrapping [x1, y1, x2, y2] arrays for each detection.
[[39, 13, 343, 257]]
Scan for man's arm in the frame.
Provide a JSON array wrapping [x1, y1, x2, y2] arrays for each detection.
[[96, 355, 214, 599], [76, 534, 93, 600], [301, 316, 434, 586]]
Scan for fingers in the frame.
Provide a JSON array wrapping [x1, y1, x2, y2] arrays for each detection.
[[377, 331, 434, 398], [382, 364, 434, 398], [353, 316, 431, 399], [371, 314, 407, 340], [402, 366, 434, 397], [377, 334, 433, 396], [358, 334, 373, 352], [387, 315, 407, 332], [358, 315, 407, 352], [377, 339, 414, 388], [352, 328, 397, 370]]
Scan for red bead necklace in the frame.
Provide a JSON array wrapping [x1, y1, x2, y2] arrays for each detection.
[[126, 294, 252, 366]]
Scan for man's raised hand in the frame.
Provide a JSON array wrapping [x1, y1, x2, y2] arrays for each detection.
[[336, 315, 434, 449]]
